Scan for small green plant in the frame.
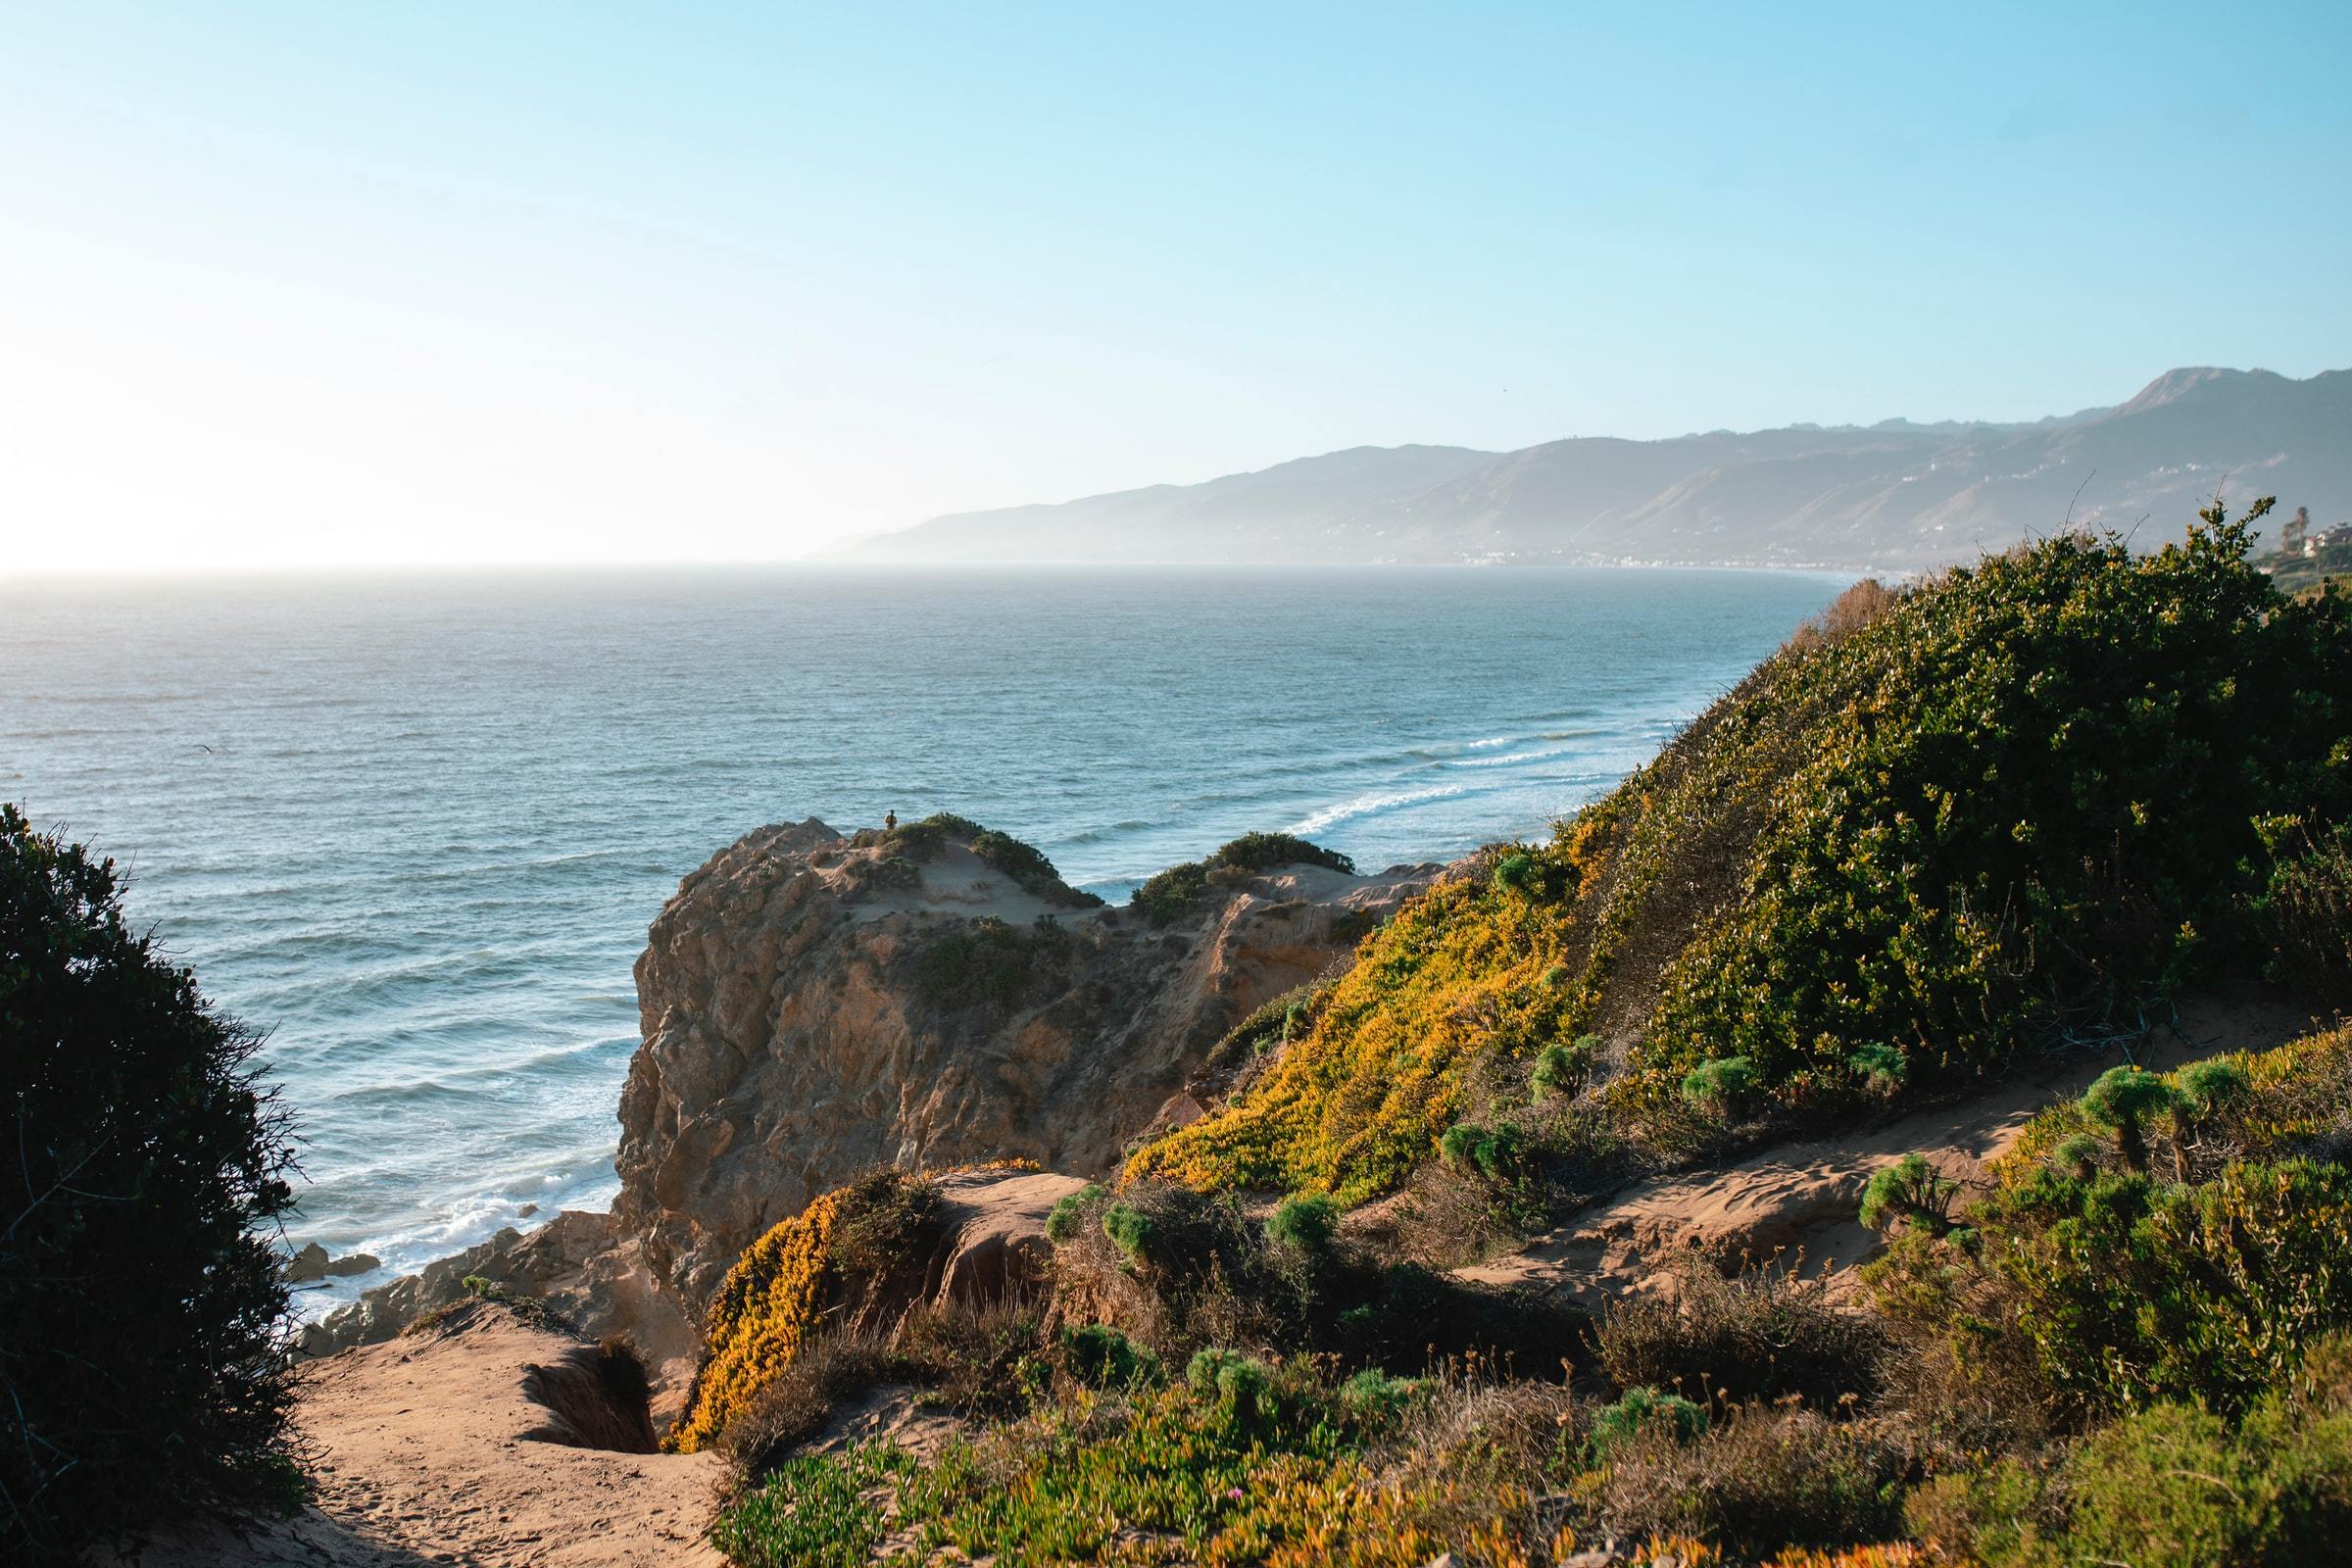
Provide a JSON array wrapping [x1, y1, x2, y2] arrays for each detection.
[[1858, 1152, 1957, 1236], [2081, 1064, 2186, 1176], [1847, 1041, 1905, 1092], [1043, 1183, 1102, 1245], [1058, 1324, 1162, 1390], [1183, 1347, 1275, 1419], [1492, 850, 1538, 894], [1588, 1387, 1708, 1461], [2162, 1056, 2254, 1178], [1337, 1367, 1425, 1422], [1681, 1055, 1756, 1119], [1531, 1040, 1581, 1100], [1437, 1120, 1526, 1182], [1102, 1202, 1156, 1267], [1263, 1193, 1340, 1255], [2052, 1133, 2104, 1181]]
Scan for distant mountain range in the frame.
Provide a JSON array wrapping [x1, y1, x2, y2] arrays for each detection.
[[840, 368, 2351, 570]]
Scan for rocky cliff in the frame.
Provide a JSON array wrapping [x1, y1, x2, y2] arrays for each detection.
[[613, 817, 1438, 1305], [312, 816, 1440, 1363]]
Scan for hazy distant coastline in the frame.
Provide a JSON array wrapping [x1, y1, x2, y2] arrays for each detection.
[[839, 366, 2351, 572]]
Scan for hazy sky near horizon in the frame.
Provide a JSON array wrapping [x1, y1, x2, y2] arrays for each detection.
[[4, 3, 2348, 572]]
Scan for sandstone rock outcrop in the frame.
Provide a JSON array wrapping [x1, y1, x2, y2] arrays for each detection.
[[615, 817, 1438, 1305], [316, 815, 1437, 1366]]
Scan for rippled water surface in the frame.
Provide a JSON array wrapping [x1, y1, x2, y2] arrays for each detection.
[[1, 564, 1841, 1308]]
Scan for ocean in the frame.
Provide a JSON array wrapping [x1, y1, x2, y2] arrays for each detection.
[[1, 564, 1842, 1313]]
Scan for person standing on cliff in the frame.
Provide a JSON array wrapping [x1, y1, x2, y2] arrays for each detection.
[[884, 810, 898, 831]]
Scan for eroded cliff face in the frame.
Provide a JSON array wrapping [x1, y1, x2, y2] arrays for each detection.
[[315, 816, 1437, 1363], [614, 817, 1438, 1305]]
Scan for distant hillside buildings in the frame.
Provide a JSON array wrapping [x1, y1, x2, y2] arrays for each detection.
[[2280, 506, 2352, 557]]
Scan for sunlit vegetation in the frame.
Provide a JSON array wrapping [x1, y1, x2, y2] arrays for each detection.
[[1130, 832, 1357, 926], [670, 1169, 945, 1452], [885, 811, 1104, 907], [1130, 504, 2352, 1203], [694, 511, 2352, 1563]]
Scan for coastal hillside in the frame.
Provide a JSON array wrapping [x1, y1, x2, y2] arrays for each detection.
[[42, 507, 2352, 1566], [845, 367, 2352, 569], [668, 502, 2352, 1567], [1133, 501, 2352, 1213]]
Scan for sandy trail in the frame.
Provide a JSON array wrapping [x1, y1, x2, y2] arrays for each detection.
[[139, 1302, 722, 1568]]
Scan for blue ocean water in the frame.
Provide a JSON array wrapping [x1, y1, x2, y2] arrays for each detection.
[[0, 564, 1841, 1311]]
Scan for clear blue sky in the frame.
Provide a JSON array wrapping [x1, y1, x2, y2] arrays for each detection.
[[3, 2, 2346, 568]]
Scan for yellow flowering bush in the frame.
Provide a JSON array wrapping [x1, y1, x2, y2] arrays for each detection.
[[668, 1187, 846, 1452], [1127, 853, 1581, 1201]]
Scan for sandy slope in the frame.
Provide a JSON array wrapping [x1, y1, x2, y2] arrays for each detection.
[[137, 1303, 721, 1568]]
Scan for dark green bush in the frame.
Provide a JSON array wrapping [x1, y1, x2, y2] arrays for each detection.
[[1640, 505, 2352, 1105], [906, 914, 1070, 1012], [2253, 815, 2352, 1006], [1, 806, 302, 1561], [1588, 1387, 1708, 1460], [1263, 1193, 1339, 1255], [2079, 1063, 2185, 1175], [1857, 1153, 1956, 1236], [1530, 1040, 1583, 1100], [1130, 833, 1355, 925], [1910, 1390, 2352, 1567], [1102, 1202, 1156, 1267], [1059, 1324, 1162, 1390], [1043, 1182, 1102, 1245], [1437, 1120, 1527, 1183], [1679, 1055, 1755, 1117]]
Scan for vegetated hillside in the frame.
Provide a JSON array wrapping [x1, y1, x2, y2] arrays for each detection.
[[844, 367, 2352, 569], [700, 1031, 2352, 1567], [1131, 500, 2352, 1206]]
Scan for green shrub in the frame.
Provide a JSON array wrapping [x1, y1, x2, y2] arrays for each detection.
[[1337, 1367, 1425, 1423], [2080, 1063, 2186, 1175], [1437, 1120, 1526, 1183], [1492, 850, 1538, 894], [1, 806, 302, 1562], [906, 914, 1070, 1011], [1983, 1157, 2352, 1416], [1183, 1348, 1274, 1419], [1131, 833, 1355, 925], [2253, 815, 2352, 1005], [1680, 1054, 1756, 1117], [1263, 1193, 1340, 1255], [1641, 505, 2352, 1105], [1530, 1040, 1582, 1100], [1911, 1392, 2352, 1567], [1102, 1202, 1156, 1267], [2051, 1133, 2104, 1181], [1588, 1387, 1708, 1460], [1058, 1324, 1162, 1391], [1043, 1183, 1102, 1245], [1847, 1041, 1905, 1092], [1857, 1152, 1957, 1236]]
